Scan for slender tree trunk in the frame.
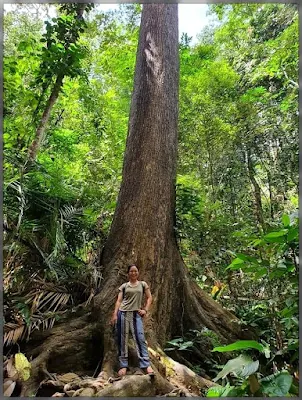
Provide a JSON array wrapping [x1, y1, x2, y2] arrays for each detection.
[[27, 74, 64, 162], [229, 179, 236, 218], [205, 131, 215, 196], [246, 149, 265, 231], [267, 169, 274, 220]]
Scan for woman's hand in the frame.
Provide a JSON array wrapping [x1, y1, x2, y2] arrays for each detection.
[[110, 313, 118, 325], [138, 309, 147, 317]]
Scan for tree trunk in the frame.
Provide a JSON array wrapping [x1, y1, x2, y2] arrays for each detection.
[[23, 5, 255, 396], [27, 74, 64, 162], [94, 0, 253, 385], [267, 169, 274, 220], [246, 149, 265, 231]]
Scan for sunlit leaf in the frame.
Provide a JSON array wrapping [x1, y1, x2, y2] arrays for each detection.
[[213, 340, 265, 353]]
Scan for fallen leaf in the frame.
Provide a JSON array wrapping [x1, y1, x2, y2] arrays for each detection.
[[4, 378, 16, 397]]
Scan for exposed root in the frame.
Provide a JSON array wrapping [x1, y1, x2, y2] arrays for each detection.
[[22, 315, 100, 396], [27, 341, 218, 397], [38, 367, 213, 397], [96, 375, 157, 397], [160, 388, 191, 397], [149, 347, 217, 397]]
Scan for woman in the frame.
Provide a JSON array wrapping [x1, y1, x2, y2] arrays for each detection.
[[110, 264, 154, 376]]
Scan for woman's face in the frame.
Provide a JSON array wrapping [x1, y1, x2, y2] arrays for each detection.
[[128, 265, 139, 279]]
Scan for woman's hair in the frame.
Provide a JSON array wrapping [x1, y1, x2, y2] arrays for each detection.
[[127, 264, 138, 273]]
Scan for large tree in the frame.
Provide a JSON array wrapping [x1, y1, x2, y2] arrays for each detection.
[[23, 5, 253, 396]]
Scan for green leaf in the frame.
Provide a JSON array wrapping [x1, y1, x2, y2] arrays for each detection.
[[231, 257, 245, 265], [264, 230, 288, 243], [251, 238, 265, 247], [226, 257, 244, 270], [266, 230, 289, 237], [287, 227, 298, 242], [260, 371, 293, 397], [206, 383, 240, 397], [282, 214, 290, 227], [206, 385, 226, 397], [236, 253, 259, 263], [254, 267, 268, 279], [178, 341, 194, 350], [213, 354, 254, 382], [212, 340, 265, 353]]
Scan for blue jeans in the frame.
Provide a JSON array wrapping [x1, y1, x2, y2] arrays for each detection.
[[116, 310, 150, 369]]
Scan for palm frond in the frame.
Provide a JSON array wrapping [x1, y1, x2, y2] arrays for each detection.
[[31, 240, 59, 279], [30, 310, 68, 332], [4, 307, 71, 347], [48, 292, 71, 312], [46, 222, 67, 265], [7, 181, 27, 232], [91, 266, 103, 289], [4, 323, 26, 347], [59, 205, 83, 227], [24, 287, 72, 314]]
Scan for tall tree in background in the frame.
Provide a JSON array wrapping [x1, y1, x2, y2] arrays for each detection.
[[26, 3, 92, 163]]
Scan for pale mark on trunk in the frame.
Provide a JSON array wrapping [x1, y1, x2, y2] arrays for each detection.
[[144, 32, 163, 82]]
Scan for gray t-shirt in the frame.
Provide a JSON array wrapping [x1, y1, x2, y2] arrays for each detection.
[[119, 281, 149, 311]]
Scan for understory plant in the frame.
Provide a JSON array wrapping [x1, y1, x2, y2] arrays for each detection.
[[225, 214, 299, 368], [205, 340, 299, 397]]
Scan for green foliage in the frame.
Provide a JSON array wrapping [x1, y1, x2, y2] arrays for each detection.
[[3, 4, 139, 345], [207, 371, 295, 397], [208, 339, 296, 397], [33, 4, 94, 120], [213, 340, 270, 357], [260, 371, 293, 397], [177, 3, 298, 302], [164, 338, 194, 352], [206, 383, 241, 397]]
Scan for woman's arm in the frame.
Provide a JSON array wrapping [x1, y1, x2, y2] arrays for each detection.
[[110, 291, 123, 325], [144, 288, 152, 312], [138, 287, 152, 317]]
